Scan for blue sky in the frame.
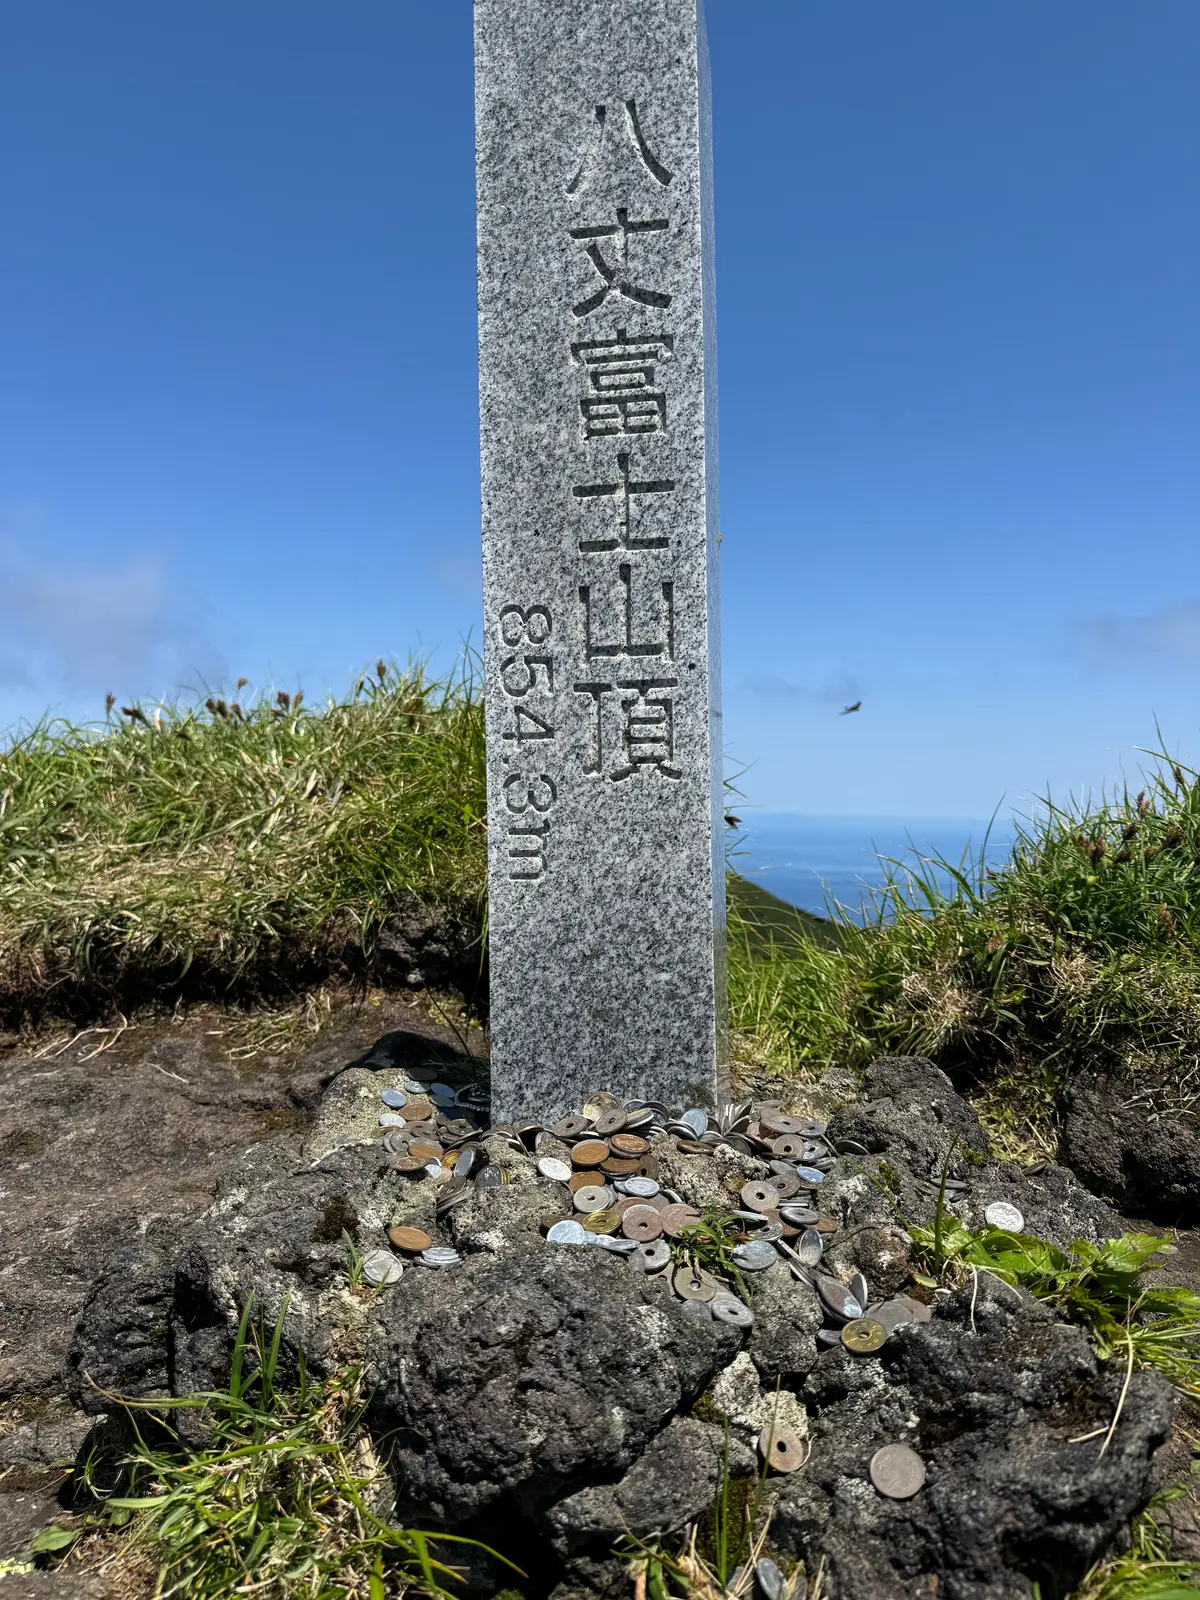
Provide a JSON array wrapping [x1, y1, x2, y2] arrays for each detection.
[[2, 1, 1198, 819]]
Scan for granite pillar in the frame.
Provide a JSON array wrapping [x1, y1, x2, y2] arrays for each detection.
[[475, 0, 726, 1120]]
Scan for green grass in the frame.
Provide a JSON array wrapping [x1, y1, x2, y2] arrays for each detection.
[[52, 1299, 518, 1599], [1068, 1494, 1200, 1599], [727, 747, 1200, 1149], [0, 662, 487, 1023]]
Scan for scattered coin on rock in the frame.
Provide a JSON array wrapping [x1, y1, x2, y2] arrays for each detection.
[[571, 1139, 611, 1169], [633, 1239, 671, 1272], [849, 1271, 870, 1308], [582, 1209, 619, 1234], [755, 1558, 785, 1600], [475, 1164, 503, 1189], [741, 1181, 780, 1214], [621, 1204, 665, 1242], [387, 1226, 433, 1253], [592, 1233, 639, 1254], [552, 1115, 593, 1140], [816, 1276, 863, 1322], [673, 1265, 719, 1302], [869, 1443, 926, 1499], [537, 1157, 573, 1183], [379, 1113, 406, 1127], [623, 1175, 661, 1198], [841, 1317, 888, 1354], [985, 1200, 1025, 1233], [797, 1229, 824, 1266], [590, 1108, 628, 1136], [388, 1155, 427, 1174], [731, 1240, 777, 1272], [420, 1246, 462, 1268], [573, 1184, 616, 1214], [795, 1165, 826, 1186], [758, 1422, 806, 1473], [660, 1204, 703, 1238], [362, 1249, 403, 1286], [610, 1132, 650, 1157], [547, 1219, 588, 1245], [711, 1294, 755, 1328]]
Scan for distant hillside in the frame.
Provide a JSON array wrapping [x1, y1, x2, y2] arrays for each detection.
[[727, 872, 842, 951]]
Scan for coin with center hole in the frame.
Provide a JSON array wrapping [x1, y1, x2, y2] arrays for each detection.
[[361, 1249, 403, 1286], [602, 1156, 640, 1175], [552, 1115, 593, 1140], [388, 1155, 426, 1174], [841, 1317, 888, 1354], [759, 1111, 808, 1136], [869, 1443, 926, 1499], [573, 1184, 615, 1214], [621, 1204, 664, 1242], [633, 1238, 672, 1272], [758, 1422, 806, 1473], [570, 1139, 611, 1168], [537, 1157, 573, 1183], [582, 1209, 619, 1234], [770, 1171, 802, 1199], [591, 1108, 628, 1136], [984, 1200, 1025, 1232], [387, 1226, 432, 1253], [711, 1294, 755, 1328], [771, 1135, 806, 1159], [673, 1265, 719, 1302], [741, 1181, 781, 1214]]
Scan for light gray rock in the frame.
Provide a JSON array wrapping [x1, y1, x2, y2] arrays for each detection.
[[475, 0, 726, 1120]]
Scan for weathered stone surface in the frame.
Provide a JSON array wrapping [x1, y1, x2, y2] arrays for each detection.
[[476, 0, 725, 1120], [745, 1260, 823, 1386], [368, 1245, 740, 1525], [772, 1276, 1176, 1599], [545, 1416, 748, 1552], [68, 1221, 180, 1409], [1060, 1072, 1200, 1223]]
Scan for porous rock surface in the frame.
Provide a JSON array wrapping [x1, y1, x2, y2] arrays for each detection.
[[1059, 1071, 1200, 1224], [67, 1051, 1180, 1599]]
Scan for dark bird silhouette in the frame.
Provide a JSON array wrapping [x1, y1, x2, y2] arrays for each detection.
[[724, 814, 741, 829], [840, 701, 862, 715]]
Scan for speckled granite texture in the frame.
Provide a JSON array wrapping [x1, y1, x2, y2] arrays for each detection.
[[475, 0, 726, 1121]]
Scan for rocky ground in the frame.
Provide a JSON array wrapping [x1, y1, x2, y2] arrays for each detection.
[[1, 1004, 1197, 1600]]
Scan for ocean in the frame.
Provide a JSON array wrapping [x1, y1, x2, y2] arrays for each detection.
[[732, 813, 1018, 922]]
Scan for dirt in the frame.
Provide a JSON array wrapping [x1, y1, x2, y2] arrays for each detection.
[[0, 992, 484, 1406]]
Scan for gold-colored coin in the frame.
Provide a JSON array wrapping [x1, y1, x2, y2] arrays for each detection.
[[582, 1209, 619, 1235], [841, 1317, 888, 1354]]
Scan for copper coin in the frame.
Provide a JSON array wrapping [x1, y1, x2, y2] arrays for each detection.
[[387, 1155, 426, 1174], [659, 1203, 703, 1238], [388, 1225, 433, 1253], [409, 1142, 444, 1161], [568, 1170, 599, 1193], [601, 1156, 640, 1175], [771, 1135, 806, 1159], [551, 1115, 593, 1140], [674, 1138, 711, 1155], [741, 1181, 781, 1214], [673, 1265, 718, 1302], [591, 1108, 628, 1136], [759, 1112, 808, 1136], [403, 1098, 434, 1121], [621, 1204, 665, 1242], [571, 1139, 611, 1168], [582, 1209, 619, 1234], [634, 1155, 660, 1179], [814, 1217, 839, 1236], [610, 1132, 650, 1156], [758, 1422, 807, 1473]]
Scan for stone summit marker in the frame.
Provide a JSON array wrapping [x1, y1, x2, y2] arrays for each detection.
[[475, 0, 726, 1120]]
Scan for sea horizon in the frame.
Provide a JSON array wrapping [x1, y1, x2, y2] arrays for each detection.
[[732, 810, 1019, 921]]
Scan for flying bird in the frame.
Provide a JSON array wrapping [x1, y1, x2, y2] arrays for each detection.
[[840, 701, 862, 716]]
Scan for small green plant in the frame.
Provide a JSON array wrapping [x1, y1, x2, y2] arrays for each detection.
[[68, 1298, 520, 1599], [1066, 1491, 1200, 1598], [675, 1210, 752, 1302], [342, 1228, 369, 1290], [908, 1221, 1200, 1400]]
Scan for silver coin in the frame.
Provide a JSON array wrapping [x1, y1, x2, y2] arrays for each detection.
[[801, 1140, 828, 1162], [453, 1148, 479, 1180], [797, 1228, 824, 1266], [816, 1275, 862, 1322], [537, 1157, 573, 1183], [591, 1233, 639, 1254], [633, 1238, 672, 1273], [835, 1139, 869, 1156], [361, 1249, 403, 1286], [850, 1271, 870, 1309], [985, 1201, 1025, 1233], [546, 1219, 588, 1245], [795, 1165, 826, 1185], [755, 1219, 784, 1242], [419, 1246, 462, 1268], [623, 1176, 661, 1198], [424, 1160, 445, 1179], [869, 1443, 926, 1499], [779, 1204, 820, 1227], [798, 1120, 827, 1137], [382, 1131, 408, 1155], [755, 1558, 785, 1600], [732, 1240, 778, 1271], [380, 1089, 407, 1109], [711, 1294, 755, 1329], [379, 1112, 406, 1127], [402, 1079, 425, 1094], [680, 1108, 709, 1136], [870, 1299, 918, 1334], [429, 1082, 456, 1099], [475, 1164, 503, 1189], [816, 1326, 843, 1346], [573, 1184, 616, 1214]]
